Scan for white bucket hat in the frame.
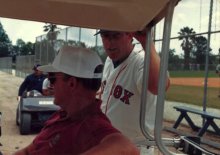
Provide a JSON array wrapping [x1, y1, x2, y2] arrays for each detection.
[[38, 46, 103, 79]]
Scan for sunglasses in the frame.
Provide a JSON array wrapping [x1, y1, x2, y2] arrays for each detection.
[[48, 73, 64, 85], [48, 73, 56, 85]]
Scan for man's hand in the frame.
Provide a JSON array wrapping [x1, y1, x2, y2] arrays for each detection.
[[133, 28, 148, 47], [17, 96, 21, 101], [133, 27, 154, 50]]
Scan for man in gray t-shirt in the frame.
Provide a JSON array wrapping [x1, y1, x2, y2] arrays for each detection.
[[42, 78, 54, 96]]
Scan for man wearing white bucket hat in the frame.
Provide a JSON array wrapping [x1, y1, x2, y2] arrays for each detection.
[[13, 46, 139, 155]]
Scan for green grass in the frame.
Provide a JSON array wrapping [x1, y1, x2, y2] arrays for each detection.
[[170, 71, 219, 78], [166, 85, 220, 109]]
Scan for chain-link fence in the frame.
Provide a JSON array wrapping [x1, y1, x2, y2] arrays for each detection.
[[0, 26, 219, 78], [0, 55, 35, 78], [35, 27, 104, 65], [15, 55, 35, 77], [0, 57, 12, 74], [0, 27, 105, 78], [168, 63, 218, 71]]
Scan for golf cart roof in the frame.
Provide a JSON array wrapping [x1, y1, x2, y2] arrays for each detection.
[[0, 0, 170, 31]]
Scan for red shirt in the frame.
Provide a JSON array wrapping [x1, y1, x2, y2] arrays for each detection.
[[29, 99, 119, 155]]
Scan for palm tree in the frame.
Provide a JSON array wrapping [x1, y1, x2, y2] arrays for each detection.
[[178, 27, 196, 70], [43, 23, 60, 40], [43, 23, 59, 33], [43, 23, 61, 63]]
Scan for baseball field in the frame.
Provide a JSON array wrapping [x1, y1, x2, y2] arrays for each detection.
[[166, 77, 220, 109], [170, 77, 219, 88]]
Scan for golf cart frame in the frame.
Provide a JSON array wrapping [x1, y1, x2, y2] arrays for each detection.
[[0, 0, 217, 154], [16, 90, 60, 135]]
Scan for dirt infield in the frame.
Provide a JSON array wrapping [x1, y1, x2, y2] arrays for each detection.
[[170, 77, 220, 88]]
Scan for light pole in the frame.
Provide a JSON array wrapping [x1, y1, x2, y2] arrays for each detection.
[[217, 48, 220, 97], [202, 0, 213, 113]]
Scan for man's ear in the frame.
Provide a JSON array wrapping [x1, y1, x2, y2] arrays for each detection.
[[126, 33, 134, 42], [68, 77, 77, 89]]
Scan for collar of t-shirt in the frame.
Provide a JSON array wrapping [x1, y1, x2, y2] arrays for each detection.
[[112, 57, 128, 68], [47, 99, 103, 124]]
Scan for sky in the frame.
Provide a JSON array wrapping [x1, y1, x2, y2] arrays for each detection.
[[0, 0, 219, 55], [154, 0, 220, 55]]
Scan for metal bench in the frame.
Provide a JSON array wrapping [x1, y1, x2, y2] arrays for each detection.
[[173, 106, 220, 136]]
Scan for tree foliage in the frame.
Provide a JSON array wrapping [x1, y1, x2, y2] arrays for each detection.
[[168, 49, 182, 65], [192, 36, 209, 64], [43, 23, 59, 33], [0, 22, 12, 57], [177, 26, 218, 70], [13, 38, 35, 55], [43, 23, 60, 41], [178, 26, 196, 69]]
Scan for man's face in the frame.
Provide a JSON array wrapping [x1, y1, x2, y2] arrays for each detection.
[[48, 73, 69, 109], [100, 31, 133, 61], [34, 69, 43, 76]]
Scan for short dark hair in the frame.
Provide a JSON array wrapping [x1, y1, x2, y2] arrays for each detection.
[[76, 77, 101, 91], [63, 64, 103, 91], [63, 74, 101, 91], [33, 64, 41, 70]]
